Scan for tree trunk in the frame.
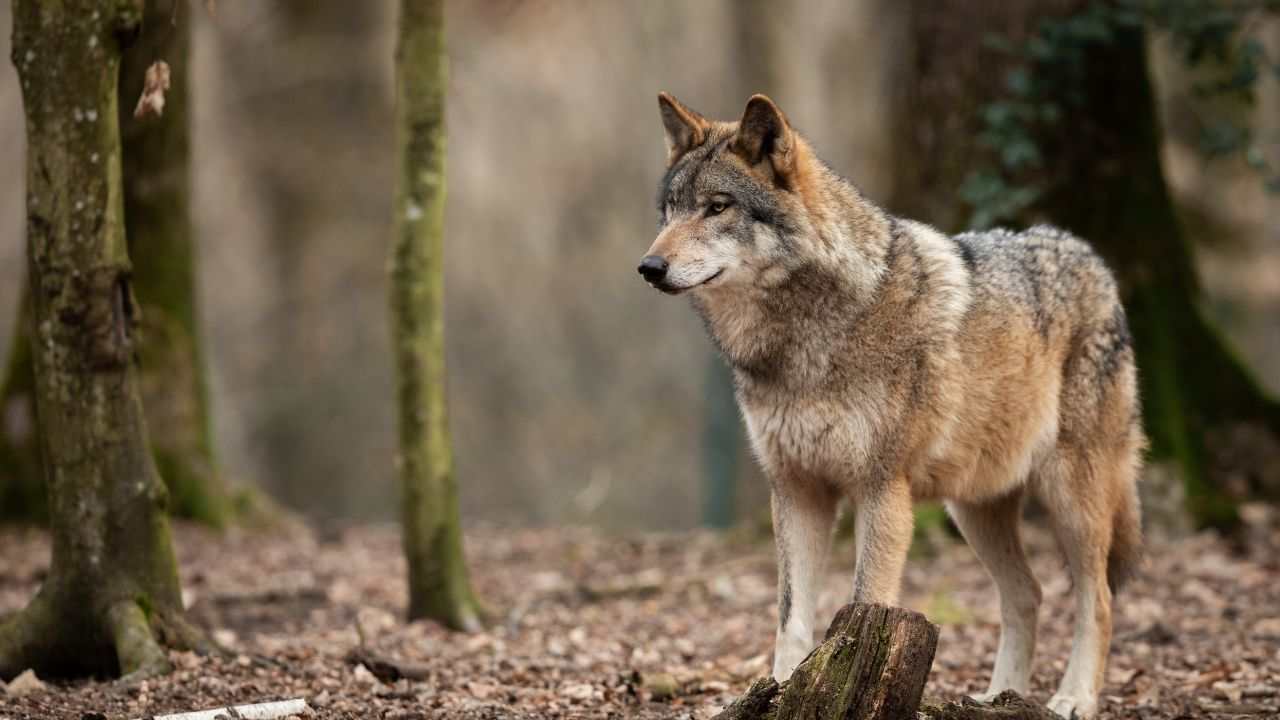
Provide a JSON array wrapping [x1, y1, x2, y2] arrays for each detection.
[[0, 0, 229, 526], [0, 0, 202, 680], [889, 1, 1280, 530], [714, 603, 939, 720], [391, 0, 482, 631], [0, 284, 43, 522], [1035, 25, 1280, 530], [119, 0, 228, 526]]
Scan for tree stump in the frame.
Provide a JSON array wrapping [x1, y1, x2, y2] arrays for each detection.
[[715, 603, 939, 720]]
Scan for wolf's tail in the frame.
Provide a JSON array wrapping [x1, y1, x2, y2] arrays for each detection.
[[1107, 474, 1143, 594]]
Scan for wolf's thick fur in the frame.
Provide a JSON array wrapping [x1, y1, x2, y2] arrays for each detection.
[[641, 94, 1144, 719]]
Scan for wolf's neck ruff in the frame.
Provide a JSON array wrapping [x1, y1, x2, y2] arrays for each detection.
[[690, 182, 900, 394]]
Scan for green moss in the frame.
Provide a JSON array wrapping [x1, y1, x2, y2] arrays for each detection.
[[909, 502, 956, 558], [922, 590, 974, 626]]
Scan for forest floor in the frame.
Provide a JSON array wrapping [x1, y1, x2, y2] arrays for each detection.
[[1, 506, 1278, 720]]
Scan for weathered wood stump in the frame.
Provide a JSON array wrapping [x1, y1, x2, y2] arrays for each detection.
[[713, 603, 1060, 720], [714, 603, 939, 720]]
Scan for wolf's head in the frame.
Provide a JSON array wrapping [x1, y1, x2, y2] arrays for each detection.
[[638, 93, 812, 296]]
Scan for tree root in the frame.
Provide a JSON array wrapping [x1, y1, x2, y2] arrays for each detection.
[[109, 601, 171, 682], [713, 677, 781, 720], [154, 610, 221, 657], [0, 594, 51, 680], [2, 593, 213, 683]]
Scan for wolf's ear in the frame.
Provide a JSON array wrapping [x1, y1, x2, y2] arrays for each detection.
[[732, 94, 795, 181], [658, 92, 708, 165]]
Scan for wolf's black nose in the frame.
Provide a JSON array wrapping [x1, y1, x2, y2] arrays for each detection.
[[638, 255, 669, 282]]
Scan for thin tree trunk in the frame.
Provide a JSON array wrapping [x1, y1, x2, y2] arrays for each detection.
[[391, 0, 482, 631], [119, 0, 228, 526], [0, 0, 229, 526], [0, 0, 203, 680]]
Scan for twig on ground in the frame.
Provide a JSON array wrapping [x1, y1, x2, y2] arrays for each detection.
[[130, 698, 309, 720]]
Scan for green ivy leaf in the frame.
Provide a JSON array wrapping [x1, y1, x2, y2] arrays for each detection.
[[1245, 146, 1265, 170], [1001, 138, 1042, 171], [1006, 68, 1034, 97]]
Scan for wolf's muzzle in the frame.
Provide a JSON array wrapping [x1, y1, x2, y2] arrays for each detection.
[[637, 255, 669, 283]]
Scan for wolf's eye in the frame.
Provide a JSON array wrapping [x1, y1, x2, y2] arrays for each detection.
[[707, 200, 730, 216]]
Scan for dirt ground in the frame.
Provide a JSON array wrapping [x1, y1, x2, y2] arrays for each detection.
[[1, 506, 1278, 720]]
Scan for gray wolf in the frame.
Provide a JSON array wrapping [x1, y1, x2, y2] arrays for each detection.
[[638, 93, 1144, 719]]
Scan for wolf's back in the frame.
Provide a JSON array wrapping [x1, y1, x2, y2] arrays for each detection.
[[951, 224, 1127, 344]]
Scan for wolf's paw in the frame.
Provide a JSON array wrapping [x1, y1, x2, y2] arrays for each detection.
[[1046, 692, 1097, 719]]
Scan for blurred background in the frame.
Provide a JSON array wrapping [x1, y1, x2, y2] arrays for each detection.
[[0, 1, 1276, 531]]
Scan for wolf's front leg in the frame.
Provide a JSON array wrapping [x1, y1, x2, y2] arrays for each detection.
[[769, 479, 837, 681], [851, 480, 914, 606]]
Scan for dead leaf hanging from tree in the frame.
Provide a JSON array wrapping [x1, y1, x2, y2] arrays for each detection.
[[133, 60, 171, 119]]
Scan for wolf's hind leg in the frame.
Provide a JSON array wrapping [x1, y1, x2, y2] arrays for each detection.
[[947, 490, 1041, 700], [769, 479, 838, 681], [1039, 452, 1114, 719]]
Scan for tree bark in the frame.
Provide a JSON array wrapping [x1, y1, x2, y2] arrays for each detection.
[[0, 284, 43, 522], [714, 603, 939, 720], [1, 0, 230, 526], [119, 0, 228, 526], [391, 0, 482, 631], [0, 0, 202, 680], [889, 1, 1280, 529]]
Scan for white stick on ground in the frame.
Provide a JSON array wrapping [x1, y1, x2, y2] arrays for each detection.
[[132, 698, 310, 720]]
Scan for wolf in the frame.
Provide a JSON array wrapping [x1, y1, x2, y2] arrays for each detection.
[[637, 93, 1144, 719]]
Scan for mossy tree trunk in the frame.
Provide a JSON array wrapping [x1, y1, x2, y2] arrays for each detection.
[[1037, 25, 1280, 530], [891, 2, 1280, 530], [391, 0, 482, 631], [0, 0, 229, 526], [119, 0, 228, 526], [0, 285, 43, 522], [0, 0, 203, 680]]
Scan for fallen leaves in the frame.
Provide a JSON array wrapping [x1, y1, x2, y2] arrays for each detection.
[[3, 668, 45, 697], [0, 514, 1275, 718], [133, 60, 171, 119]]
